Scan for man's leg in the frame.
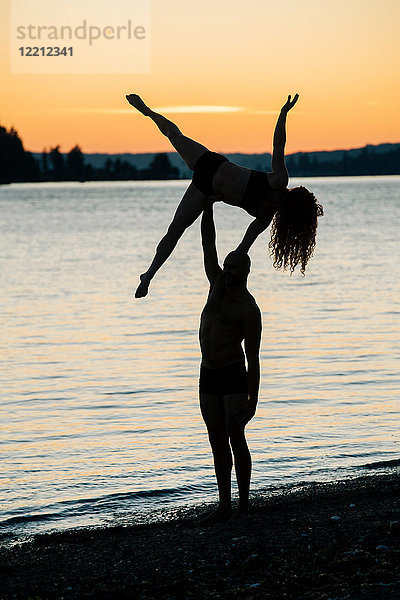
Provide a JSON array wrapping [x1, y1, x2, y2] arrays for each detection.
[[224, 394, 252, 514], [199, 393, 233, 520]]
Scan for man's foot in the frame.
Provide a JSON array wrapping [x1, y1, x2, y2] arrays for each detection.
[[196, 507, 232, 525], [229, 509, 251, 523], [126, 94, 151, 116], [134, 273, 151, 298]]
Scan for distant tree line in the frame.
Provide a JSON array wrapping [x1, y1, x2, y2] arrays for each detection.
[[1, 123, 399, 184], [0, 125, 39, 183], [0, 125, 179, 184], [39, 146, 180, 182], [286, 146, 400, 177]]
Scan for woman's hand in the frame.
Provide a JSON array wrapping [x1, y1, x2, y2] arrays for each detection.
[[281, 93, 299, 114]]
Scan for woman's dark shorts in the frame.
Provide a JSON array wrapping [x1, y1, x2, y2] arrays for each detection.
[[192, 151, 228, 197], [199, 361, 248, 396]]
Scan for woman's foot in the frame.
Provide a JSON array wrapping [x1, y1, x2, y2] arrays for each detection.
[[135, 273, 151, 298], [126, 94, 151, 116]]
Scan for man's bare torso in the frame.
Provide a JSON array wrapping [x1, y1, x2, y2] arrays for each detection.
[[199, 275, 259, 369]]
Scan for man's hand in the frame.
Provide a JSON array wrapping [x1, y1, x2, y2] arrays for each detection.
[[203, 195, 222, 213], [281, 93, 299, 114], [207, 194, 223, 204], [238, 399, 257, 427]]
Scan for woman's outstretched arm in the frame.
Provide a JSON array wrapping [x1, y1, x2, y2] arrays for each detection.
[[235, 215, 274, 254], [270, 94, 299, 187]]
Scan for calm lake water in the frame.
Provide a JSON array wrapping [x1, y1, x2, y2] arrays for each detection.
[[1, 176, 399, 539]]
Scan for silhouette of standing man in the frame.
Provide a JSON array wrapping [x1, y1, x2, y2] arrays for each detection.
[[199, 201, 262, 522]]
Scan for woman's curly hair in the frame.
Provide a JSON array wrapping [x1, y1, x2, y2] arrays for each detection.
[[269, 186, 324, 275]]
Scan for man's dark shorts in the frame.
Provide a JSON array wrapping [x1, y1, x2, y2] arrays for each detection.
[[199, 361, 248, 396]]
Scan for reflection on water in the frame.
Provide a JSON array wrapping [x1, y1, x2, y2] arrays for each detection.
[[1, 177, 399, 535]]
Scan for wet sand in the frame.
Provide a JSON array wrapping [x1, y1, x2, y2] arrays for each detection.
[[1, 471, 399, 599]]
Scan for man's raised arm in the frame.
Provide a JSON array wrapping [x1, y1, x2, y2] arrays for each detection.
[[201, 202, 222, 284]]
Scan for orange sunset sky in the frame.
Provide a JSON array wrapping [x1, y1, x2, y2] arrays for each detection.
[[1, 0, 399, 155]]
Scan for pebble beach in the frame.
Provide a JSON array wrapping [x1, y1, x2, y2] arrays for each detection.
[[1, 471, 399, 600]]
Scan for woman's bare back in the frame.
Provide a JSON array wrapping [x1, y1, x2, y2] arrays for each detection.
[[212, 161, 250, 207]]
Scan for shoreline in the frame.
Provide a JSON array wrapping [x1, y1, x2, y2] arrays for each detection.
[[1, 471, 399, 599]]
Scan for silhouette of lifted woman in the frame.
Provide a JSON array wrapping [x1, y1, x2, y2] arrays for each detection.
[[126, 93, 323, 298]]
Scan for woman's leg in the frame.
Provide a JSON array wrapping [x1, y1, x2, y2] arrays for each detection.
[[127, 94, 211, 297], [126, 94, 208, 169], [135, 182, 207, 297]]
